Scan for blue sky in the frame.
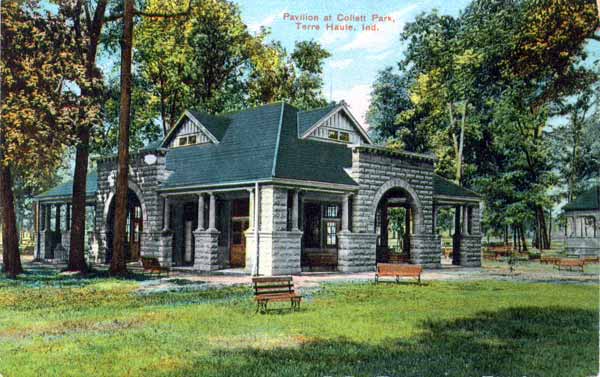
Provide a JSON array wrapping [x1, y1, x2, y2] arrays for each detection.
[[235, 0, 599, 129], [234, 0, 471, 128]]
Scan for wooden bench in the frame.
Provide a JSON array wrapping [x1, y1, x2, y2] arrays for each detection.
[[252, 276, 302, 313], [487, 246, 513, 260], [583, 256, 599, 264], [375, 263, 422, 284], [141, 257, 169, 277], [540, 256, 561, 265], [303, 253, 337, 271], [557, 259, 585, 272]]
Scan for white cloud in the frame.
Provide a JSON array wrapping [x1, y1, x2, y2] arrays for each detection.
[[248, 10, 284, 33], [319, 30, 351, 46], [339, 4, 418, 53], [331, 84, 373, 130], [367, 50, 395, 61], [329, 58, 353, 69]]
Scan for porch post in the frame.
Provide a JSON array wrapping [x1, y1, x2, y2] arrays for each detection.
[[55, 204, 62, 232], [247, 188, 255, 230], [292, 190, 300, 231], [196, 193, 205, 231], [208, 192, 217, 231], [66, 204, 71, 230], [341, 194, 350, 232], [163, 197, 171, 231]]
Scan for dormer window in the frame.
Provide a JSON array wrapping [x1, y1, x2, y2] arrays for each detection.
[[177, 134, 199, 147], [339, 132, 350, 143], [326, 128, 351, 143]]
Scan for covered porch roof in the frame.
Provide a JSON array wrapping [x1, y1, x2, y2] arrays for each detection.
[[34, 171, 98, 204], [433, 175, 481, 205]]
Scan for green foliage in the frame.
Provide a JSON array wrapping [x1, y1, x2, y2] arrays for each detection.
[[134, 0, 331, 136], [367, 0, 599, 236]]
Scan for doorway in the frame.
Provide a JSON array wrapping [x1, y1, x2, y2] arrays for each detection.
[[229, 198, 249, 268], [106, 189, 143, 263]]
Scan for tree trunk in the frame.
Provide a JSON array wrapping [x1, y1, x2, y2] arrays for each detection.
[[68, 126, 90, 272], [110, 0, 135, 276], [536, 206, 550, 249], [519, 225, 528, 252], [67, 0, 107, 273], [0, 139, 23, 277]]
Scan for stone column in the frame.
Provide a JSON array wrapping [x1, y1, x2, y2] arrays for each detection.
[[193, 192, 220, 271], [163, 197, 171, 231], [196, 193, 205, 231], [341, 194, 350, 231], [292, 190, 300, 231], [158, 197, 173, 267], [208, 193, 217, 231]]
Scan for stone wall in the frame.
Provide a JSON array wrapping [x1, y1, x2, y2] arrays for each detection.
[[338, 231, 377, 272], [349, 149, 435, 235], [458, 235, 482, 267], [345, 148, 440, 270], [250, 185, 302, 276], [93, 149, 167, 263]]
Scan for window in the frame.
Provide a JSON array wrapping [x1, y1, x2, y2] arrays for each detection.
[[187, 135, 197, 145], [325, 204, 339, 218], [583, 217, 596, 237], [339, 132, 350, 142], [328, 130, 339, 140], [326, 221, 337, 246], [178, 137, 188, 146]]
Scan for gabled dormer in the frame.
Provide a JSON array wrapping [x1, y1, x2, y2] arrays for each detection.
[[161, 110, 229, 148], [297, 101, 373, 145]]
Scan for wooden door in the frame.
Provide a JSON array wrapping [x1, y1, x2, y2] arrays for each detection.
[[230, 219, 248, 268], [129, 206, 142, 261]]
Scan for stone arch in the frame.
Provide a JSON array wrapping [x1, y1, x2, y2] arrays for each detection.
[[103, 179, 148, 230], [371, 178, 424, 234]]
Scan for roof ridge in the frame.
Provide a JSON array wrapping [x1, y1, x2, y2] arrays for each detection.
[[297, 102, 338, 114], [271, 103, 285, 177]]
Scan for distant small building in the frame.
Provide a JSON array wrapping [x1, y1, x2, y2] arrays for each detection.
[[563, 186, 600, 257]]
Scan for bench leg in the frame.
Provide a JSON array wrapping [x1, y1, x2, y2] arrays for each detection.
[[375, 274, 379, 284], [395, 276, 400, 284], [418, 274, 421, 285]]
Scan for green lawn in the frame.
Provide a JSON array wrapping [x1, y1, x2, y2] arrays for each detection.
[[0, 271, 598, 377]]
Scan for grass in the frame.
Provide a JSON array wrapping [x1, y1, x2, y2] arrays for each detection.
[[0, 271, 598, 377]]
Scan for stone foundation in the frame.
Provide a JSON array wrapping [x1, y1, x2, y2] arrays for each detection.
[[193, 230, 220, 271], [459, 235, 482, 267], [259, 231, 302, 276], [566, 238, 600, 258], [158, 231, 174, 268], [409, 233, 441, 268], [338, 231, 377, 272]]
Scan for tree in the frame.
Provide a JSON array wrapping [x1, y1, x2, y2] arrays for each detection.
[[1, 0, 84, 277], [58, 0, 109, 273], [368, 0, 598, 247]]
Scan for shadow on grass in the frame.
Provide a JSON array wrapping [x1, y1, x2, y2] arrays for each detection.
[[182, 306, 598, 377], [0, 264, 161, 288]]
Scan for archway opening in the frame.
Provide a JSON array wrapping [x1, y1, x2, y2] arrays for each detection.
[[375, 187, 418, 264], [106, 189, 143, 263]]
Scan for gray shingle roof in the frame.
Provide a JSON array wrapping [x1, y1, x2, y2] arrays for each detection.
[[433, 175, 480, 199], [35, 171, 98, 200], [161, 103, 358, 190], [296, 103, 338, 137], [161, 103, 284, 189], [563, 186, 600, 211]]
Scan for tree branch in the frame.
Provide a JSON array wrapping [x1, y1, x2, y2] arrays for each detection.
[[104, 1, 191, 22]]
